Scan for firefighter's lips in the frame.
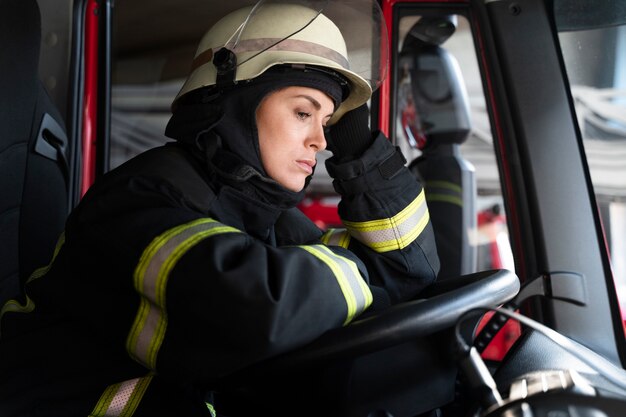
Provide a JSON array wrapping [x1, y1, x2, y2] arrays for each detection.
[[296, 159, 315, 175]]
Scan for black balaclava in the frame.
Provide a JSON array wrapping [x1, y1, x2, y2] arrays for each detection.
[[165, 66, 344, 211]]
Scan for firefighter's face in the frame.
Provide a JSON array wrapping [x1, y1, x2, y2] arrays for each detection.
[[256, 86, 333, 192]]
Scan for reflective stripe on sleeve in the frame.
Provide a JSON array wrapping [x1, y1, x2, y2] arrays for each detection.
[[342, 190, 429, 253], [206, 402, 217, 417], [320, 228, 351, 248], [298, 245, 372, 325], [89, 374, 153, 417], [0, 232, 65, 336], [126, 218, 240, 369], [27, 231, 66, 281]]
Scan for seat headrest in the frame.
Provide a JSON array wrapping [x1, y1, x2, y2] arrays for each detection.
[[0, 0, 41, 93]]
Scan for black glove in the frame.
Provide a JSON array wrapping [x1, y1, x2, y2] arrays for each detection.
[[326, 103, 373, 161]]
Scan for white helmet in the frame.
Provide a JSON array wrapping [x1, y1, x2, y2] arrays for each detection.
[[173, 0, 388, 123]]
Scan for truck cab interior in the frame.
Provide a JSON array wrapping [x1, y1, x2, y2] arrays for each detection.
[[2, 0, 626, 416]]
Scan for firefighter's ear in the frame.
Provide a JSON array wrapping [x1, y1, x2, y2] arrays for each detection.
[[165, 101, 223, 148]]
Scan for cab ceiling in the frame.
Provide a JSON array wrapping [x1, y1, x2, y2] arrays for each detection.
[[112, 1, 244, 82], [112, 0, 372, 83], [113, 1, 234, 57]]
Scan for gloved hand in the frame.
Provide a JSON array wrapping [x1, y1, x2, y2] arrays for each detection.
[[325, 103, 373, 162]]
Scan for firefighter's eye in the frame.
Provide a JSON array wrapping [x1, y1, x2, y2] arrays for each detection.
[[297, 111, 311, 120]]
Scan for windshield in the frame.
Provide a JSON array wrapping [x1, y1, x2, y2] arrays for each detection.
[[556, 1, 626, 331]]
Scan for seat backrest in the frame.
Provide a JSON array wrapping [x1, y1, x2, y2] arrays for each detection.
[[399, 16, 477, 279], [0, 0, 69, 309]]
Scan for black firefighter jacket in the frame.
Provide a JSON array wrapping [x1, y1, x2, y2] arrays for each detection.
[[0, 133, 440, 417]]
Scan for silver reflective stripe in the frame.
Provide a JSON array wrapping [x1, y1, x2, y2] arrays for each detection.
[[299, 245, 372, 324], [89, 375, 153, 417], [126, 218, 240, 369], [321, 228, 351, 248], [343, 190, 429, 253]]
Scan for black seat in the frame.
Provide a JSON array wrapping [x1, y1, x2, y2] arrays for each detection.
[[0, 0, 69, 315], [399, 16, 478, 280]]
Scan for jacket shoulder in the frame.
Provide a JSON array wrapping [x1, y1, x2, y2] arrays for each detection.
[[92, 144, 216, 214]]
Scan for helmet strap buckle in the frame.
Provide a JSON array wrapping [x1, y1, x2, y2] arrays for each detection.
[[213, 48, 237, 88]]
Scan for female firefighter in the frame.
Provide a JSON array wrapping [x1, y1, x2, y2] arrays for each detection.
[[0, 1, 440, 416]]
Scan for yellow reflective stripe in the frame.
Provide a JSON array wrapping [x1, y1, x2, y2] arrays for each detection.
[[298, 245, 372, 325], [320, 229, 333, 245], [0, 296, 35, 327], [425, 180, 462, 193], [206, 402, 217, 417], [426, 193, 463, 207], [342, 190, 429, 253], [320, 228, 351, 249], [28, 231, 66, 282], [89, 374, 154, 417], [0, 232, 66, 335], [339, 232, 351, 248], [425, 180, 463, 207], [126, 218, 240, 369], [317, 245, 372, 312]]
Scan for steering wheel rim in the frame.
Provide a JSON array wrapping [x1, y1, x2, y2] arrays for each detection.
[[220, 269, 520, 384]]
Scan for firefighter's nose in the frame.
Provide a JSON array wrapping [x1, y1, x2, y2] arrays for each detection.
[[310, 125, 327, 152]]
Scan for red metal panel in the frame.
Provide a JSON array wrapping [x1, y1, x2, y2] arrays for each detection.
[[81, 0, 99, 196]]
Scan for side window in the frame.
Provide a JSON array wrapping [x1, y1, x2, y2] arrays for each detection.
[[110, 2, 213, 169], [557, 21, 626, 331], [393, 11, 516, 359], [393, 12, 514, 276]]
